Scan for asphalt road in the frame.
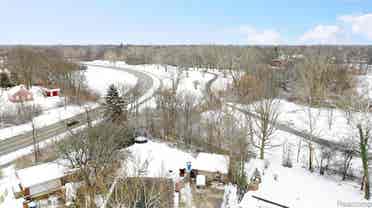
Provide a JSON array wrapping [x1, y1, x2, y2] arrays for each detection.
[[204, 71, 359, 155], [0, 64, 158, 162]]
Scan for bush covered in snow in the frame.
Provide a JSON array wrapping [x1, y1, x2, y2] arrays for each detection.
[[221, 184, 238, 208]]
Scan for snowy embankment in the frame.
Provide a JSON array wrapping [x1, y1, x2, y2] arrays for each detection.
[[230, 99, 370, 144], [83, 65, 137, 97], [88, 60, 163, 109], [0, 64, 142, 167], [0, 103, 98, 140], [0, 65, 138, 140], [0, 119, 103, 167], [90, 60, 216, 108], [203, 105, 368, 207]]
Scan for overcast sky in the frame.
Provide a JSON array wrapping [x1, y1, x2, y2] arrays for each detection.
[[1, 0, 372, 45]]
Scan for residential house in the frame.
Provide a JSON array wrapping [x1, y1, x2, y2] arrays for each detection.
[[193, 152, 230, 183], [12, 162, 75, 208], [8, 85, 34, 103]]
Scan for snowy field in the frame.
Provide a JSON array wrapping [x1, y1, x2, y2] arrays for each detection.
[[230, 99, 370, 144], [221, 129, 368, 208], [84, 65, 138, 97], [91, 60, 216, 100], [203, 104, 368, 207]]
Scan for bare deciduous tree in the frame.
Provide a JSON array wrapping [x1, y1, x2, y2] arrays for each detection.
[[342, 92, 371, 199], [319, 146, 333, 175], [247, 98, 280, 160], [338, 138, 356, 180], [177, 92, 197, 146], [19, 103, 42, 163], [57, 123, 130, 207]]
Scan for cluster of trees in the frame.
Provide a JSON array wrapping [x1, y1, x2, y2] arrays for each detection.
[[6, 47, 79, 89], [0, 71, 15, 88], [154, 89, 198, 145], [2, 47, 98, 104], [7, 44, 369, 203], [12, 44, 371, 65], [57, 122, 130, 207], [55, 81, 176, 207]]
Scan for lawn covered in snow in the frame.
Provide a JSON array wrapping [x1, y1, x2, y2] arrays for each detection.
[[271, 99, 365, 143], [0, 86, 64, 117], [203, 104, 368, 207], [91, 60, 216, 100], [230, 98, 369, 144], [221, 129, 368, 208], [84, 65, 138, 97]]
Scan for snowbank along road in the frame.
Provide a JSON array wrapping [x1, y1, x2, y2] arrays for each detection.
[[205, 72, 368, 158], [0, 64, 161, 166]]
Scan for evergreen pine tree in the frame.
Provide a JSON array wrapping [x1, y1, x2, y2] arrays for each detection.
[[10, 72, 19, 86], [105, 84, 127, 122], [0, 72, 13, 88]]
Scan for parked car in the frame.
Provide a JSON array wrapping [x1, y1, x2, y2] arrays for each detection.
[[134, 136, 148, 144], [66, 120, 79, 127]]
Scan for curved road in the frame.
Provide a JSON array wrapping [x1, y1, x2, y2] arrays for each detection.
[[0, 64, 161, 166]]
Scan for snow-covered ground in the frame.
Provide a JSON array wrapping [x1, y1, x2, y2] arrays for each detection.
[[0, 62, 161, 166], [357, 74, 372, 99], [230, 98, 369, 143], [2, 60, 372, 207], [203, 103, 368, 207], [0, 64, 138, 140], [211, 73, 233, 92], [0, 86, 64, 116], [0, 119, 100, 166], [222, 129, 368, 208], [0, 103, 97, 140], [84, 65, 138, 97], [125, 140, 229, 178], [0, 139, 229, 207], [0, 166, 23, 207], [91, 60, 216, 101]]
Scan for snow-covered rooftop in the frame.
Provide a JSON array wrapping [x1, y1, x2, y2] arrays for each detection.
[[15, 162, 68, 188], [126, 140, 229, 177], [194, 152, 229, 174]]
